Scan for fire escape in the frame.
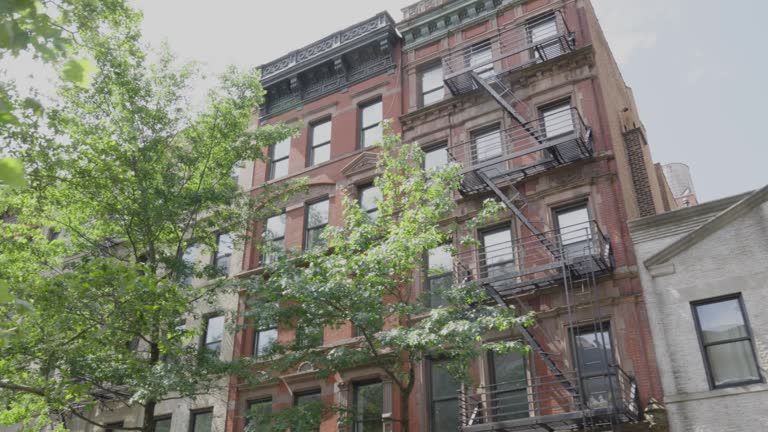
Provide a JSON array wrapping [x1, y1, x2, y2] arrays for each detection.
[[443, 11, 639, 432]]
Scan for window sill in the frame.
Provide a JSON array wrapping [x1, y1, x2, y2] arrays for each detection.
[[665, 381, 768, 405]]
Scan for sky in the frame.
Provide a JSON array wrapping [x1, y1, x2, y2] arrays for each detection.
[[11, 0, 768, 201]]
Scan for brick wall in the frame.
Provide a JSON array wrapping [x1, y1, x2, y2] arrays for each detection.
[[624, 128, 657, 217]]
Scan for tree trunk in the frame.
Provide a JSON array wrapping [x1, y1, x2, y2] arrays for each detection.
[[399, 388, 410, 432]]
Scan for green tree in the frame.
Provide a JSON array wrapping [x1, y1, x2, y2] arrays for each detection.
[[0, 14, 304, 432], [244, 127, 528, 432]]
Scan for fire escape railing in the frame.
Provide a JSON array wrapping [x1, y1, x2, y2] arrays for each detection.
[[447, 107, 593, 194], [443, 10, 575, 95], [454, 221, 612, 300], [459, 365, 640, 430]]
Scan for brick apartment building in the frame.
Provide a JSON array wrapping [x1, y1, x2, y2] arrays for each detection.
[[229, 1, 678, 431]]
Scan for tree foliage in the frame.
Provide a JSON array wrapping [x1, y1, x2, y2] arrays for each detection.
[[243, 126, 529, 432], [0, 7, 304, 430]]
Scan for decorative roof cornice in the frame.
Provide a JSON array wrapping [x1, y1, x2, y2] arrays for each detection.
[[397, 0, 521, 50], [259, 12, 398, 85]]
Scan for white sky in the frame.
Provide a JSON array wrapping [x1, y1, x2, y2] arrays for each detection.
[[8, 0, 767, 201]]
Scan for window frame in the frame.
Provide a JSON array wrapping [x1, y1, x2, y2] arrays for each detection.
[[261, 211, 286, 266], [358, 97, 383, 149], [422, 142, 449, 171], [358, 184, 381, 221], [424, 243, 453, 309], [252, 322, 278, 359], [691, 294, 763, 390], [151, 415, 172, 432], [308, 117, 332, 167], [478, 224, 517, 280], [427, 358, 461, 432], [268, 137, 291, 180], [419, 62, 445, 107], [201, 314, 224, 356], [465, 39, 494, 79], [188, 408, 213, 432], [526, 12, 562, 60], [246, 397, 273, 430], [470, 123, 503, 164], [303, 197, 330, 250], [352, 380, 384, 432], [487, 347, 530, 421], [552, 201, 593, 255], [212, 232, 233, 274], [538, 98, 575, 140], [105, 422, 124, 432]]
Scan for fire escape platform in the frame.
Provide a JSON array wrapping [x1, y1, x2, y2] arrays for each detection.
[[461, 406, 634, 432]]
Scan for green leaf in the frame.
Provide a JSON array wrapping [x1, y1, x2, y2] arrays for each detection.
[[0, 280, 12, 303], [61, 57, 97, 87], [0, 158, 26, 189], [22, 97, 43, 116]]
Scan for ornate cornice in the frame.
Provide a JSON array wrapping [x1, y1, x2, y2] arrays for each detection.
[[260, 12, 397, 85], [397, 0, 520, 50]]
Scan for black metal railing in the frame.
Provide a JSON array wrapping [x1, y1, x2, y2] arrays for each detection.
[[455, 221, 612, 298], [459, 366, 639, 430], [443, 10, 575, 95], [448, 107, 592, 194]]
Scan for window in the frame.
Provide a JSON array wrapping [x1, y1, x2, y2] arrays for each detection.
[[692, 295, 761, 389], [352, 381, 383, 432], [540, 101, 574, 139], [105, 422, 124, 432], [189, 409, 213, 432], [425, 245, 452, 308], [296, 323, 323, 347], [554, 203, 592, 257], [151, 416, 172, 432], [262, 213, 286, 265], [359, 185, 382, 221], [294, 390, 322, 432], [181, 244, 199, 285], [528, 13, 562, 60], [424, 143, 448, 170], [253, 323, 278, 358], [420, 64, 444, 106], [246, 398, 272, 431], [571, 323, 615, 408], [304, 198, 329, 250], [213, 232, 233, 274], [429, 359, 460, 432], [359, 98, 383, 148], [269, 137, 290, 180], [202, 315, 224, 355], [309, 118, 332, 166], [479, 226, 516, 281], [488, 350, 529, 421], [467, 40, 494, 79], [471, 124, 503, 163]]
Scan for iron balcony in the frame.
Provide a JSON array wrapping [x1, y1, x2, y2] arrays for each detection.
[[459, 365, 640, 431], [455, 221, 613, 301]]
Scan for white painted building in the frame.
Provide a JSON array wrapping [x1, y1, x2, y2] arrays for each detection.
[[629, 185, 768, 432]]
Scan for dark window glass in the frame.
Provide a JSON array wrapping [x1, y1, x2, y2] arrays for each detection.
[[571, 324, 615, 408], [262, 213, 286, 265], [304, 199, 329, 250], [471, 125, 502, 163], [253, 325, 278, 358], [360, 99, 383, 148], [426, 245, 452, 308], [430, 359, 460, 432], [480, 226, 516, 281], [294, 390, 322, 432], [151, 416, 172, 432], [190, 410, 213, 432], [424, 144, 448, 170], [359, 185, 382, 221], [213, 232, 233, 274], [246, 398, 272, 431], [309, 119, 332, 166], [540, 101, 574, 138], [489, 350, 529, 421], [269, 137, 291, 180], [353, 381, 383, 432], [105, 422, 124, 432], [181, 244, 199, 286], [693, 296, 761, 388], [202, 315, 224, 355], [420, 64, 444, 106], [554, 204, 592, 257]]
